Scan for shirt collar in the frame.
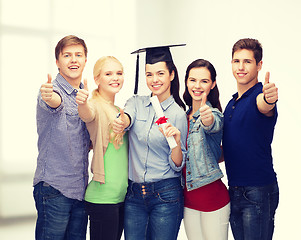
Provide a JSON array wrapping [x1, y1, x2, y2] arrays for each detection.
[[146, 94, 175, 110], [232, 82, 262, 100], [186, 101, 213, 118], [56, 73, 83, 95]]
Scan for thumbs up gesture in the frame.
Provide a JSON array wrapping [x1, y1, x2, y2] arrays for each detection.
[[112, 108, 129, 134], [199, 92, 214, 127], [76, 79, 89, 105], [262, 72, 278, 105], [40, 74, 54, 102]]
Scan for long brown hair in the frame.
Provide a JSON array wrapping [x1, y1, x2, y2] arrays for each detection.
[[183, 59, 222, 112]]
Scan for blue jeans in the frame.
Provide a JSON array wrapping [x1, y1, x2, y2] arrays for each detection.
[[229, 181, 279, 240], [124, 178, 183, 240], [33, 182, 88, 240]]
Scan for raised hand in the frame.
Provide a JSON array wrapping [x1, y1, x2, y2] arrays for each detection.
[[262, 72, 278, 105], [76, 79, 89, 105], [112, 108, 128, 134], [40, 74, 54, 102], [199, 92, 214, 126]]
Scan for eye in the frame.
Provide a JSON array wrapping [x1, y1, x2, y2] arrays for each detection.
[[63, 54, 70, 58], [77, 53, 83, 57], [232, 59, 239, 63], [117, 72, 123, 76]]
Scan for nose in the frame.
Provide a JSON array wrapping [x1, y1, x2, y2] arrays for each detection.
[[71, 54, 77, 62], [195, 81, 201, 88], [239, 61, 244, 70]]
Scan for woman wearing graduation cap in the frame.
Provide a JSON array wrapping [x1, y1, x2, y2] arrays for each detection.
[[113, 44, 187, 239]]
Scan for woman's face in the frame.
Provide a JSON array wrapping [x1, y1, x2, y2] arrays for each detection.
[[187, 67, 216, 103], [96, 60, 124, 97], [145, 61, 174, 102]]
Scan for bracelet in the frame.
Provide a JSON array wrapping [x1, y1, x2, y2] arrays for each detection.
[[263, 95, 278, 105]]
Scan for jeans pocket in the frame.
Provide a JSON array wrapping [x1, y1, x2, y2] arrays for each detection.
[[41, 183, 62, 200], [157, 187, 181, 203], [243, 187, 264, 205]]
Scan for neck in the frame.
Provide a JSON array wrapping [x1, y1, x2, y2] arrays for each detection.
[[99, 89, 115, 104], [237, 79, 258, 98]]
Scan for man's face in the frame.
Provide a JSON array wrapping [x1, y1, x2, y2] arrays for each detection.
[[231, 49, 262, 88], [56, 44, 87, 84]]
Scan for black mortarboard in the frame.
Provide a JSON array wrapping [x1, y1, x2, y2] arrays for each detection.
[[131, 44, 186, 94]]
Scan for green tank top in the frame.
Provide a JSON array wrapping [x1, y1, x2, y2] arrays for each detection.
[[84, 134, 128, 204]]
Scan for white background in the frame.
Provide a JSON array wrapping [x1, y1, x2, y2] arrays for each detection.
[[0, 0, 300, 239]]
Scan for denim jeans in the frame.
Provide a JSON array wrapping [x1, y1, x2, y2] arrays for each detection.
[[124, 177, 184, 240], [229, 181, 279, 240], [85, 201, 124, 240], [33, 182, 88, 240]]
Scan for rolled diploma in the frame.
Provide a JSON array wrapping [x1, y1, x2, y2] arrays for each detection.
[[150, 96, 178, 149]]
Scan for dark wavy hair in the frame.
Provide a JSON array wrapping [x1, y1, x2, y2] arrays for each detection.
[[165, 61, 186, 110], [183, 59, 222, 112]]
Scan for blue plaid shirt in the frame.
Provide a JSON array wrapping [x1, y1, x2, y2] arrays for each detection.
[[33, 74, 90, 200]]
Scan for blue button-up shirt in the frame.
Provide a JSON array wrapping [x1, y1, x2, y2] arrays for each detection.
[[33, 74, 90, 200], [124, 95, 187, 183]]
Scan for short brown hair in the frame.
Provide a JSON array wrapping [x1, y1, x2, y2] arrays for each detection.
[[232, 38, 262, 64], [55, 35, 87, 60]]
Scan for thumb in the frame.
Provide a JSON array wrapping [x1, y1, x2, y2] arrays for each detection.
[[264, 72, 270, 85], [47, 74, 52, 84], [201, 92, 207, 107], [83, 78, 88, 91], [119, 108, 125, 120]]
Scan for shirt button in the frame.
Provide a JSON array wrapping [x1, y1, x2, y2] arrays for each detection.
[[190, 184, 193, 188], [188, 171, 191, 175], [232, 106, 235, 109], [192, 119, 196, 123]]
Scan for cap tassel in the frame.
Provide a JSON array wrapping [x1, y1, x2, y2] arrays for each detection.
[[134, 54, 139, 94]]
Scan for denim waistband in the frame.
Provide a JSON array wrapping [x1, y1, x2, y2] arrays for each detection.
[[128, 177, 181, 195]]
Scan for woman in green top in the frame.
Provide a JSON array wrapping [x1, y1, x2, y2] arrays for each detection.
[[76, 56, 128, 240]]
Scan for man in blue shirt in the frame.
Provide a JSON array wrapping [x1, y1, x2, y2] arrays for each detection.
[[223, 38, 279, 240], [33, 35, 90, 240]]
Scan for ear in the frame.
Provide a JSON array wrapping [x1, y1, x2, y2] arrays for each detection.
[[56, 60, 60, 71], [211, 81, 216, 90], [94, 76, 100, 86], [257, 60, 263, 71], [170, 70, 175, 82]]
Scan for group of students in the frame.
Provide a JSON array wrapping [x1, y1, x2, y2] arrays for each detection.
[[33, 35, 279, 240]]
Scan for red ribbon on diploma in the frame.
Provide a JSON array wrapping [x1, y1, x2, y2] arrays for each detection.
[[155, 116, 168, 125]]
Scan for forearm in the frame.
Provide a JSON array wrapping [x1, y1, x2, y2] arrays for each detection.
[[257, 93, 276, 117], [45, 92, 61, 108], [78, 102, 94, 122], [171, 144, 183, 167]]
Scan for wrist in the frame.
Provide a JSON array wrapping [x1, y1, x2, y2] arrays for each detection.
[[263, 95, 278, 105]]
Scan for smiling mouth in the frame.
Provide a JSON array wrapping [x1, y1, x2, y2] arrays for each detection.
[[237, 72, 247, 77], [110, 83, 120, 87], [69, 66, 79, 70], [192, 90, 203, 96]]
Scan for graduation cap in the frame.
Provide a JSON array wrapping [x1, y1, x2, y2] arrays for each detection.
[[131, 44, 186, 94]]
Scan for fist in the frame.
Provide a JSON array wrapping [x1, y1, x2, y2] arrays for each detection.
[[263, 72, 278, 104], [76, 79, 89, 105], [199, 93, 214, 126], [40, 74, 54, 102]]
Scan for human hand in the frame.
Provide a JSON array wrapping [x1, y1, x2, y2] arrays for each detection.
[[159, 123, 181, 144], [40, 74, 54, 102], [76, 79, 89, 105], [199, 93, 214, 126], [112, 108, 127, 134], [262, 72, 278, 105]]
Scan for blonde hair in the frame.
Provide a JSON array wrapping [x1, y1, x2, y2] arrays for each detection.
[[93, 56, 124, 149]]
